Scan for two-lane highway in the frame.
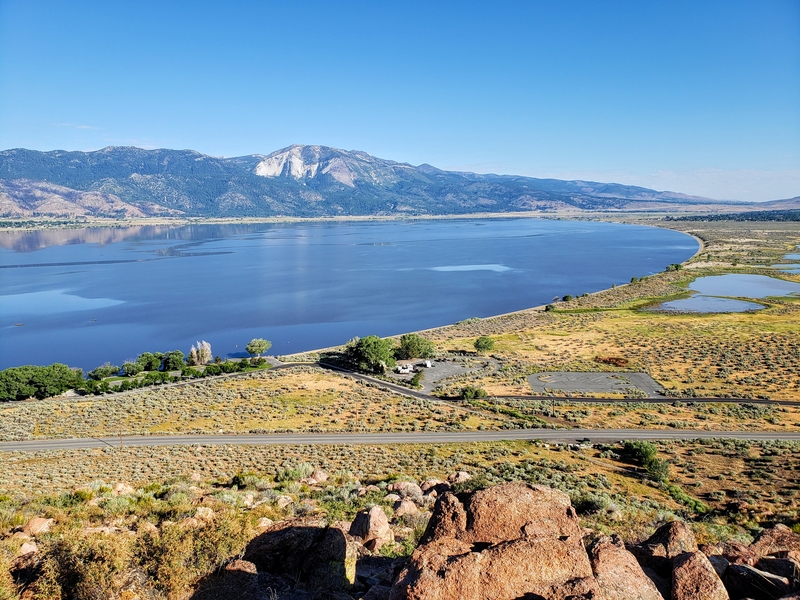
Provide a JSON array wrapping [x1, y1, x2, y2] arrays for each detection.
[[1, 429, 799, 453]]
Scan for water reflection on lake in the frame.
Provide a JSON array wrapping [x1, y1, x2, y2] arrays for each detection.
[[0, 219, 698, 370], [774, 265, 800, 274]]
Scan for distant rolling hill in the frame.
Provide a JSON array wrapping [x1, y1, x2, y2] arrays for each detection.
[[0, 144, 767, 219]]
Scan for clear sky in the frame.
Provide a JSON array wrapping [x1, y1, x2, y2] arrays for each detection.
[[1, 0, 798, 201]]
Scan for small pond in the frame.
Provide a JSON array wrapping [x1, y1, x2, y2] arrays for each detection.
[[688, 274, 800, 298], [656, 296, 764, 313], [650, 273, 800, 313]]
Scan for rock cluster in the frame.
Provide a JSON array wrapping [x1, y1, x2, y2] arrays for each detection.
[[8, 479, 800, 600], [390, 483, 601, 600], [629, 520, 800, 600]]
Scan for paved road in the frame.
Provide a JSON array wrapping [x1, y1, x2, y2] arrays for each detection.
[[1, 429, 799, 453]]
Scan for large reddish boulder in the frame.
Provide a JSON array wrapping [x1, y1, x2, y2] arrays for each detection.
[[389, 483, 599, 600], [588, 535, 664, 600], [672, 552, 729, 600], [420, 481, 583, 546], [718, 525, 800, 567]]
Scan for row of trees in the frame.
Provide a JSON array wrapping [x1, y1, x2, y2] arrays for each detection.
[[82, 357, 269, 395], [87, 350, 188, 381], [0, 364, 85, 402], [0, 337, 274, 401], [87, 338, 273, 380]]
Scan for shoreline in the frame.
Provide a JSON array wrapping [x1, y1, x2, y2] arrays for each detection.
[[0, 215, 705, 366], [278, 220, 706, 360], [0, 209, 723, 232]]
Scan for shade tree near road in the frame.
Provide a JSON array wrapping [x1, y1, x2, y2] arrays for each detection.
[[0, 364, 84, 402], [395, 333, 435, 360], [162, 350, 185, 371], [121, 361, 143, 377], [87, 363, 120, 380], [136, 352, 162, 371], [345, 335, 397, 374], [246, 338, 271, 358]]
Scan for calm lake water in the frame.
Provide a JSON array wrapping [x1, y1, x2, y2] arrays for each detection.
[[0, 219, 697, 371], [656, 296, 765, 313], [688, 274, 800, 298]]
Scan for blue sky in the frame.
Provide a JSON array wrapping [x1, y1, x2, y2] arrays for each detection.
[[1, 0, 798, 201]]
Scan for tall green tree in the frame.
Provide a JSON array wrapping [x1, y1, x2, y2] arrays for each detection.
[[0, 364, 83, 401], [122, 361, 143, 377], [87, 363, 120, 380], [395, 334, 435, 360], [136, 352, 162, 371], [245, 338, 271, 357], [346, 336, 397, 374], [163, 350, 185, 371]]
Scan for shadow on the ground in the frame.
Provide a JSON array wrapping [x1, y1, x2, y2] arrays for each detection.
[[189, 523, 402, 600]]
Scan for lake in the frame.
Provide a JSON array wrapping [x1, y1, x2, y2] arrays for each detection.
[[0, 219, 697, 371]]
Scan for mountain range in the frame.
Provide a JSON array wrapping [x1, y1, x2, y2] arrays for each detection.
[[0, 144, 794, 218]]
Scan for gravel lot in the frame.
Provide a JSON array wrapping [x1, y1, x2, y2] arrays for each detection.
[[528, 371, 665, 398]]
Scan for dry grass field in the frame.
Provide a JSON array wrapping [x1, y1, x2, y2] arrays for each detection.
[[462, 396, 800, 432], [0, 367, 505, 441], [435, 302, 800, 400], [1, 438, 797, 539], [424, 220, 800, 401]]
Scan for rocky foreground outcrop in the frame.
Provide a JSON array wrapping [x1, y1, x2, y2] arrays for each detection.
[[10, 482, 800, 599], [183, 480, 799, 599]]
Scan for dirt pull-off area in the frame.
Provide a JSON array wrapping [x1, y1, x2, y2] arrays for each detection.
[[529, 372, 665, 398]]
